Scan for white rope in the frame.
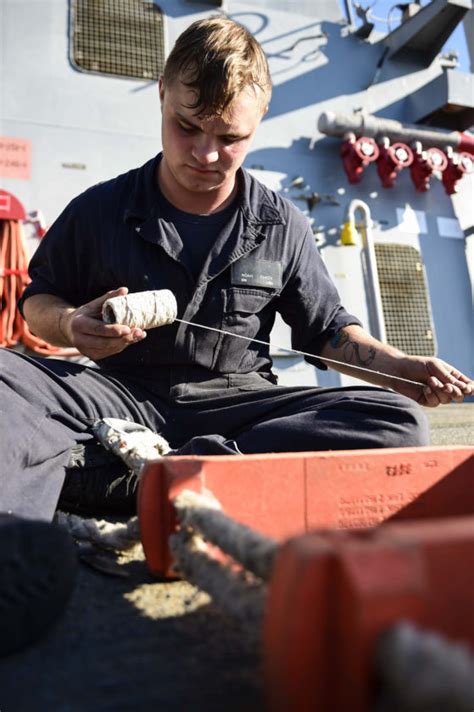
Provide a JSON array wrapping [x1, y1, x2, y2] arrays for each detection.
[[102, 289, 177, 329], [374, 621, 474, 711], [55, 511, 140, 550], [174, 490, 277, 581], [57, 420, 170, 552], [168, 490, 275, 625], [170, 529, 266, 627], [92, 417, 171, 476]]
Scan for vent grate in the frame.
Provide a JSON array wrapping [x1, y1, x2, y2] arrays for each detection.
[[71, 0, 165, 80], [374, 243, 436, 356]]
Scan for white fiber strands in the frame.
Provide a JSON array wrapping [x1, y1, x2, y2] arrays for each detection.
[[102, 289, 177, 330], [93, 418, 171, 476], [174, 490, 277, 581], [170, 529, 267, 628], [55, 512, 140, 550]]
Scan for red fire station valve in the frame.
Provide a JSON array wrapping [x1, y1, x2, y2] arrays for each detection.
[[410, 145, 448, 192], [340, 134, 379, 184], [442, 149, 474, 195], [376, 139, 413, 188]]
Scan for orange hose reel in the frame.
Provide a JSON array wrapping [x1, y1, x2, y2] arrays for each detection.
[[0, 218, 77, 357]]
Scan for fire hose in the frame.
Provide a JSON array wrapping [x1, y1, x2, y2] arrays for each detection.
[[0, 219, 78, 356]]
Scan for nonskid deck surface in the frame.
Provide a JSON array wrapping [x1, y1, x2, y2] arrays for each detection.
[[426, 401, 474, 446], [0, 405, 472, 711]]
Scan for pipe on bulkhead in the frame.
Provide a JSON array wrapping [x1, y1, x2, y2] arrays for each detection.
[[319, 111, 474, 155], [342, 199, 387, 343]]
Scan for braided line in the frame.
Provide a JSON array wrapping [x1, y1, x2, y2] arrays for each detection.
[[174, 490, 277, 581]]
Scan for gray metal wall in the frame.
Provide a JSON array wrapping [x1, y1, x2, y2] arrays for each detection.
[[1, 0, 472, 383]]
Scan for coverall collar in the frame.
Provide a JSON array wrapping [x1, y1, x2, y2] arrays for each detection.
[[123, 153, 285, 229], [123, 154, 286, 291]]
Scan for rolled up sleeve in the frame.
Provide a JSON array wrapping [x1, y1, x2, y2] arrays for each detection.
[[278, 226, 361, 369]]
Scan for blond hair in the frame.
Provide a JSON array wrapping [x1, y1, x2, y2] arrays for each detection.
[[163, 16, 272, 118]]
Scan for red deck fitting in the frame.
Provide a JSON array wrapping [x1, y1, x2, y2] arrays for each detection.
[[137, 446, 473, 577], [263, 516, 474, 712]]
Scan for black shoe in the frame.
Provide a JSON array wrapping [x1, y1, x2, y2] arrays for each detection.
[[59, 441, 137, 516], [0, 513, 78, 656]]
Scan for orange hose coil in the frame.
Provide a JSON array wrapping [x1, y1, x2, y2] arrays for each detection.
[[0, 219, 78, 356]]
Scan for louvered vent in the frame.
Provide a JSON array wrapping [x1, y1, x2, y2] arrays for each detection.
[[71, 0, 165, 80], [374, 243, 436, 355]]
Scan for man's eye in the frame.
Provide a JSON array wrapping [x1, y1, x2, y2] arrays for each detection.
[[178, 123, 195, 133], [221, 136, 241, 145]]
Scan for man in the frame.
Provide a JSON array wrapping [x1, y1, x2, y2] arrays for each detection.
[[0, 17, 472, 522]]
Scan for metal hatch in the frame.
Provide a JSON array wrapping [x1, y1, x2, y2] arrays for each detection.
[[70, 0, 165, 80], [374, 243, 437, 356]]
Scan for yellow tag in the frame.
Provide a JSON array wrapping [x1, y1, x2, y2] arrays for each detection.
[[340, 220, 358, 246]]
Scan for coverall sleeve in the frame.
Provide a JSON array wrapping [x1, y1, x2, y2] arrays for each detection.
[[18, 196, 98, 317], [278, 225, 362, 369]]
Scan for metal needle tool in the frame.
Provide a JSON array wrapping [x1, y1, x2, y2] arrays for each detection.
[[174, 317, 426, 388]]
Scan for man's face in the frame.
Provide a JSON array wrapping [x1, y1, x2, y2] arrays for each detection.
[[159, 77, 265, 208]]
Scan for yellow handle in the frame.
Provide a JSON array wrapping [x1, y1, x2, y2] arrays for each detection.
[[340, 220, 358, 246]]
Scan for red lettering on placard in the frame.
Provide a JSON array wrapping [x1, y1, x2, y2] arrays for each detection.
[[0, 137, 32, 179]]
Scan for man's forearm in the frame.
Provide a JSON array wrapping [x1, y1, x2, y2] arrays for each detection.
[[22, 294, 75, 347], [320, 324, 406, 387]]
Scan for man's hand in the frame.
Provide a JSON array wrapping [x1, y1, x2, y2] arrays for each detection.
[[398, 355, 473, 407], [60, 287, 147, 361]]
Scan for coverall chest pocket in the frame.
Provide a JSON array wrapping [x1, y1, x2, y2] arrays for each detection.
[[213, 287, 278, 371]]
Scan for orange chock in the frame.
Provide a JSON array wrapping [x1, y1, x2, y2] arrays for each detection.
[[137, 446, 473, 577], [263, 516, 474, 712]]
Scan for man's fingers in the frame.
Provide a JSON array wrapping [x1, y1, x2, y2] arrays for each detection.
[[451, 371, 474, 392], [73, 314, 131, 338], [130, 328, 147, 341], [121, 328, 147, 345], [84, 287, 129, 313], [428, 362, 472, 389], [75, 335, 130, 360], [427, 375, 463, 396], [73, 317, 146, 348], [444, 371, 470, 390], [419, 386, 441, 408], [73, 314, 147, 342], [404, 357, 472, 406], [426, 375, 442, 388], [424, 377, 464, 404], [439, 383, 464, 401]]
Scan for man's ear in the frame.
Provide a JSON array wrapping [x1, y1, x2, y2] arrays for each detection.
[[158, 76, 165, 108]]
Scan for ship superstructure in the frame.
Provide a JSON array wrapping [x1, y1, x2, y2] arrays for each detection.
[[1, 0, 473, 384]]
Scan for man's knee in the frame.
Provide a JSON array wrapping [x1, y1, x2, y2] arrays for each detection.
[[390, 397, 430, 448], [0, 348, 18, 385], [0, 346, 14, 370]]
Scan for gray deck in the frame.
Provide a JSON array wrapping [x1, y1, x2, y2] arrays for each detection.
[[0, 404, 472, 712], [426, 401, 474, 446]]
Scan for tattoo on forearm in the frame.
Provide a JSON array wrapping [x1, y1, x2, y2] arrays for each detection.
[[330, 331, 377, 366]]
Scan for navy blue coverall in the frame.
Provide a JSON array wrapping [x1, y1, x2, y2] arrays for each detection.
[[0, 155, 429, 520]]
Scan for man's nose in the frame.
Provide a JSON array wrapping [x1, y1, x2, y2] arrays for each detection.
[[192, 136, 219, 165]]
